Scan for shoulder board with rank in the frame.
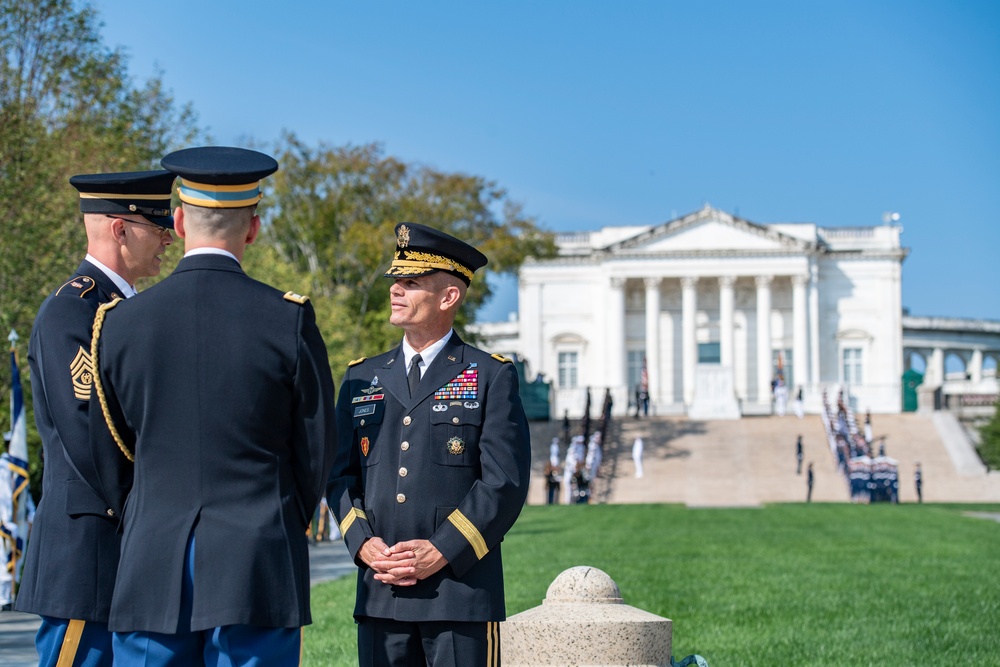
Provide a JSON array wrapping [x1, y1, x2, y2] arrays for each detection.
[[55, 275, 96, 298], [283, 291, 309, 304], [348, 357, 367, 367], [491, 353, 513, 364]]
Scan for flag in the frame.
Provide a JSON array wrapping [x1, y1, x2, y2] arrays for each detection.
[[3, 330, 32, 590], [640, 356, 649, 392]]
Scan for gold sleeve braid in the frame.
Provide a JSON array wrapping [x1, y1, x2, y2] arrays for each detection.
[[339, 507, 368, 536], [90, 298, 134, 462], [447, 510, 489, 560]]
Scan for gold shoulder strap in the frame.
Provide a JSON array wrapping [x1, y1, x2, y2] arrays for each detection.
[[90, 298, 134, 462]]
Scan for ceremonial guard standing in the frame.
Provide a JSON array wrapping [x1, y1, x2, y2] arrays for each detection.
[[16, 170, 176, 666], [328, 223, 531, 667], [89, 147, 337, 666]]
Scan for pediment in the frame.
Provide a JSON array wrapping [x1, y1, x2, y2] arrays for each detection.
[[607, 206, 815, 255]]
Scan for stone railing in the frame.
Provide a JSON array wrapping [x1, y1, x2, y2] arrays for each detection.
[[502, 565, 710, 667]]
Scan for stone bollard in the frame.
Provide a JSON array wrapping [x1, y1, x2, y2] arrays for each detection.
[[502, 565, 675, 666]]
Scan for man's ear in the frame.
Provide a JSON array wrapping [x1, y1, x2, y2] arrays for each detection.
[[246, 214, 261, 245], [441, 284, 462, 310], [173, 206, 187, 239], [110, 217, 127, 245]]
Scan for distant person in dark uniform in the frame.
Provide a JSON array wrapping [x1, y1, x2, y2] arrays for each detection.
[[638, 387, 650, 417], [806, 462, 814, 502], [16, 170, 175, 667], [544, 460, 562, 505], [89, 147, 337, 666], [796, 434, 804, 474], [914, 462, 923, 503], [327, 222, 531, 667]]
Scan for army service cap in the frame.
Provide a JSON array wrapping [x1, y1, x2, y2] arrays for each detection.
[[161, 146, 278, 209], [384, 222, 488, 286], [70, 169, 176, 229]]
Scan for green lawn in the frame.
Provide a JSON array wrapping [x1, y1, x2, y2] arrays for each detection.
[[304, 503, 1000, 666]]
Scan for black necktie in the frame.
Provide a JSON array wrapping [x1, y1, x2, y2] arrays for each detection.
[[408, 354, 422, 398]]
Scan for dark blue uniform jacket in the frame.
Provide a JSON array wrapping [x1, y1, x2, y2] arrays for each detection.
[[89, 254, 337, 633], [327, 333, 531, 623], [16, 260, 128, 621]]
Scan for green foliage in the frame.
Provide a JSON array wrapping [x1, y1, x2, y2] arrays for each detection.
[[0, 0, 198, 493], [256, 133, 557, 374], [304, 504, 1000, 666], [0, 2, 553, 493], [977, 396, 1000, 469]]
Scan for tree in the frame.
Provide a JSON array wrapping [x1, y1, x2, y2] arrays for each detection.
[[978, 395, 1000, 470], [255, 133, 557, 373], [0, 0, 198, 493]]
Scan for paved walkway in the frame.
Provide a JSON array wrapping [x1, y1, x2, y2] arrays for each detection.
[[0, 538, 353, 667]]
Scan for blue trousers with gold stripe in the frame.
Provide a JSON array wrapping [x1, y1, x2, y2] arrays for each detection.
[[113, 532, 301, 667], [358, 617, 501, 667], [35, 616, 113, 667]]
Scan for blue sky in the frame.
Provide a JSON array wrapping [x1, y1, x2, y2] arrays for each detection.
[[93, 0, 999, 323]]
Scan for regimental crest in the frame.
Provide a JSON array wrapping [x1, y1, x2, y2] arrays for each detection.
[[446, 436, 465, 455], [70, 346, 94, 401], [397, 224, 411, 248], [361, 436, 370, 457], [433, 363, 478, 401]]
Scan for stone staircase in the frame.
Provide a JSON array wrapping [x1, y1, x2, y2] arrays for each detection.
[[527, 413, 1000, 507]]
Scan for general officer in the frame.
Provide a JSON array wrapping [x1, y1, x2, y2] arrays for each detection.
[[327, 223, 531, 667], [89, 146, 337, 666], [16, 170, 175, 667]]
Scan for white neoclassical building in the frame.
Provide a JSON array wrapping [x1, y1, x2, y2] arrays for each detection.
[[479, 205, 999, 420]]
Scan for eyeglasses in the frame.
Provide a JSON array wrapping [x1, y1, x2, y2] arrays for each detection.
[[105, 214, 172, 239]]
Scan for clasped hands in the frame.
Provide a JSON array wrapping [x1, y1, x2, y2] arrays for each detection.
[[360, 537, 447, 586]]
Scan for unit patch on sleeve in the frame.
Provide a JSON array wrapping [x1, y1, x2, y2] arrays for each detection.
[[434, 363, 478, 401]]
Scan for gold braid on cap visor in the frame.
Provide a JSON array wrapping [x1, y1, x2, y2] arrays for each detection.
[[387, 250, 474, 282]]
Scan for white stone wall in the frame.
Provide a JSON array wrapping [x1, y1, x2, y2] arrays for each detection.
[[508, 207, 912, 417]]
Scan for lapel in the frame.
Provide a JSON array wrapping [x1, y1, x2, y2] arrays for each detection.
[[378, 346, 408, 405]]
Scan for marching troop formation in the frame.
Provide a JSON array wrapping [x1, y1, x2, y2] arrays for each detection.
[[822, 390, 900, 504]]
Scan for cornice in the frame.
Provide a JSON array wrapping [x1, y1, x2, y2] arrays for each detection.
[[608, 205, 819, 254]]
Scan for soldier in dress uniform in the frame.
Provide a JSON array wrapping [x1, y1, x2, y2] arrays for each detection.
[[16, 170, 175, 667], [327, 222, 531, 667], [89, 147, 337, 666]]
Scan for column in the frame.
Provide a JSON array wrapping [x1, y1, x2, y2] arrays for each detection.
[[519, 278, 542, 380], [928, 347, 944, 386], [970, 349, 983, 383], [719, 276, 735, 368], [809, 261, 820, 388], [607, 276, 627, 393], [644, 278, 662, 405], [756, 275, 773, 404], [792, 274, 808, 392], [681, 277, 698, 406]]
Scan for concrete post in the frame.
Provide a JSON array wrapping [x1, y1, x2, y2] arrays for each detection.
[[503, 566, 672, 666]]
